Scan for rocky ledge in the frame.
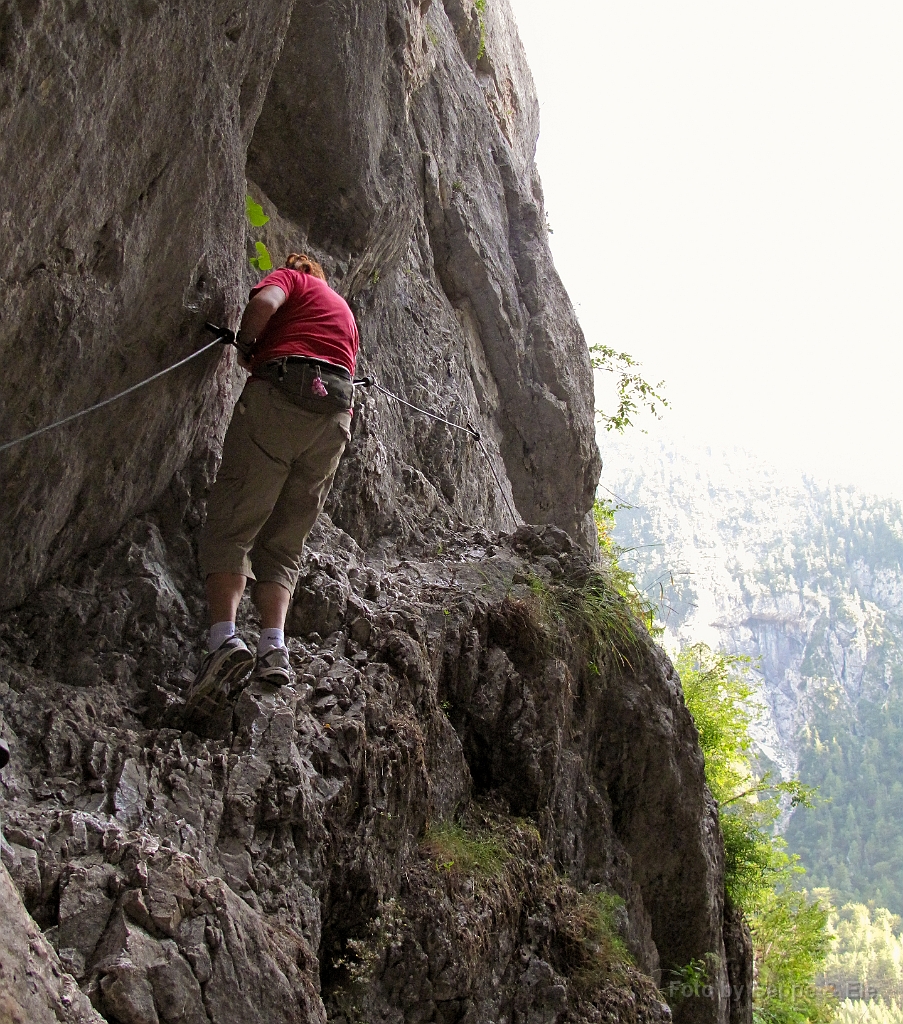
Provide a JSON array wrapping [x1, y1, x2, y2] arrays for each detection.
[[0, 512, 736, 1024]]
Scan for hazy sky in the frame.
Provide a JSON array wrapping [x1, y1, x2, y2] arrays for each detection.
[[507, 2, 903, 499]]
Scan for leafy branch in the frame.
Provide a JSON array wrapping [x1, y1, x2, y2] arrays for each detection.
[[589, 342, 669, 433], [245, 195, 273, 272]]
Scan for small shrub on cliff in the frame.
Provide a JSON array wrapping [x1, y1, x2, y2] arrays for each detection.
[[667, 956, 714, 999], [590, 342, 669, 433], [331, 898, 407, 1023]]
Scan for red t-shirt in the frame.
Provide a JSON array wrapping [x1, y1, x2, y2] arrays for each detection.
[[249, 269, 359, 376]]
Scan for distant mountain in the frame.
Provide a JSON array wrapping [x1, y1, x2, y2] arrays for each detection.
[[601, 432, 903, 915]]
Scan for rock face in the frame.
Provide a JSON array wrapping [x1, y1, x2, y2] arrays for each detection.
[[0, 859, 106, 1024], [1, 0, 599, 610], [248, 0, 601, 554], [0, 2, 744, 1022], [0, 0, 296, 609], [1, 515, 730, 1023]]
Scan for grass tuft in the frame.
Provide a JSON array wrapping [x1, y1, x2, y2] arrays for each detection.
[[524, 566, 645, 671], [420, 821, 509, 877], [560, 890, 634, 993]]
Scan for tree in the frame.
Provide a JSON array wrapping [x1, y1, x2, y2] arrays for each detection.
[[677, 643, 834, 1024]]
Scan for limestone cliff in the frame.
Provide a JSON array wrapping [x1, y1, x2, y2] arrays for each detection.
[[0, 2, 746, 1022], [603, 432, 903, 916], [602, 434, 903, 768]]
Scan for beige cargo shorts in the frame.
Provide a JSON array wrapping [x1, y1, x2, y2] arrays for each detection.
[[198, 380, 351, 593]]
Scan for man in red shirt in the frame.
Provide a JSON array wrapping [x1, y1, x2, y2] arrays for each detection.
[[186, 254, 359, 718]]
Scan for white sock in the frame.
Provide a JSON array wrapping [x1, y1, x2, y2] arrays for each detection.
[[258, 629, 285, 655], [208, 621, 236, 653]]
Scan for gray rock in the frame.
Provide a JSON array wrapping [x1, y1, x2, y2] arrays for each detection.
[[0, 862, 106, 1023], [58, 863, 118, 975], [0, 0, 296, 609], [5, 513, 743, 1023], [723, 901, 754, 1024]]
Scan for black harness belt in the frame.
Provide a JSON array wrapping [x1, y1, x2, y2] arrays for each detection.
[[253, 356, 353, 413]]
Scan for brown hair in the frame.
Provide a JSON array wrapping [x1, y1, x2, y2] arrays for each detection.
[[285, 252, 327, 281]]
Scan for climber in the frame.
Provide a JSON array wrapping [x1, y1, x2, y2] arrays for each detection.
[[0, 737, 9, 771], [184, 253, 359, 718]]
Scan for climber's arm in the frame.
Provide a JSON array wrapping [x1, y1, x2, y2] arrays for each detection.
[[236, 285, 287, 368]]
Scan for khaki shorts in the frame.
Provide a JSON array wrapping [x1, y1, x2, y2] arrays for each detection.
[[198, 380, 351, 593]]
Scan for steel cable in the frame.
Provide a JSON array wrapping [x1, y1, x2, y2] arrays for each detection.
[[0, 345, 521, 533], [0, 339, 222, 454], [370, 380, 519, 528]]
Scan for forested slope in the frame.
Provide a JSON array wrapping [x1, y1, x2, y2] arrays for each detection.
[[603, 434, 903, 915]]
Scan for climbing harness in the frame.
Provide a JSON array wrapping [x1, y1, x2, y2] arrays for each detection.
[[256, 355, 354, 413], [0, 321, 519, 529], [0, 324, 235, 455]]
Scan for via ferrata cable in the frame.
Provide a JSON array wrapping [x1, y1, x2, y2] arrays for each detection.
[[358, 378, 519, 528], [0, 327, 231, 454], [0, 324, 521, 532]]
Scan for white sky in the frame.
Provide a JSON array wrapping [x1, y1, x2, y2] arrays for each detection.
[[507, 1, 903, 499]]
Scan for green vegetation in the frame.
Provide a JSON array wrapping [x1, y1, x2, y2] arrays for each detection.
[[787, 688, 903, 917], [835, 1000, 903, 1024], [245, 194, 270, 227], [420, 821, 509, 876], [593, 498, 659, 635], [522, 558, 645, 670], [678, 643, 834, 1024], [508, 497, 663, 678], [821, 901, 903, 1005], [752, 886, 835, 1024], [590, 342, 669, 433], [678, 645, 815, 909], [475, 0, 486, 60], [331, 898, 406, 1024], [250, 240, 273, 272], [513, 496, 662, 671], [245, 194, 273, 271], [561, 889, 634, 994], [666, 955, 724, 1003]]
